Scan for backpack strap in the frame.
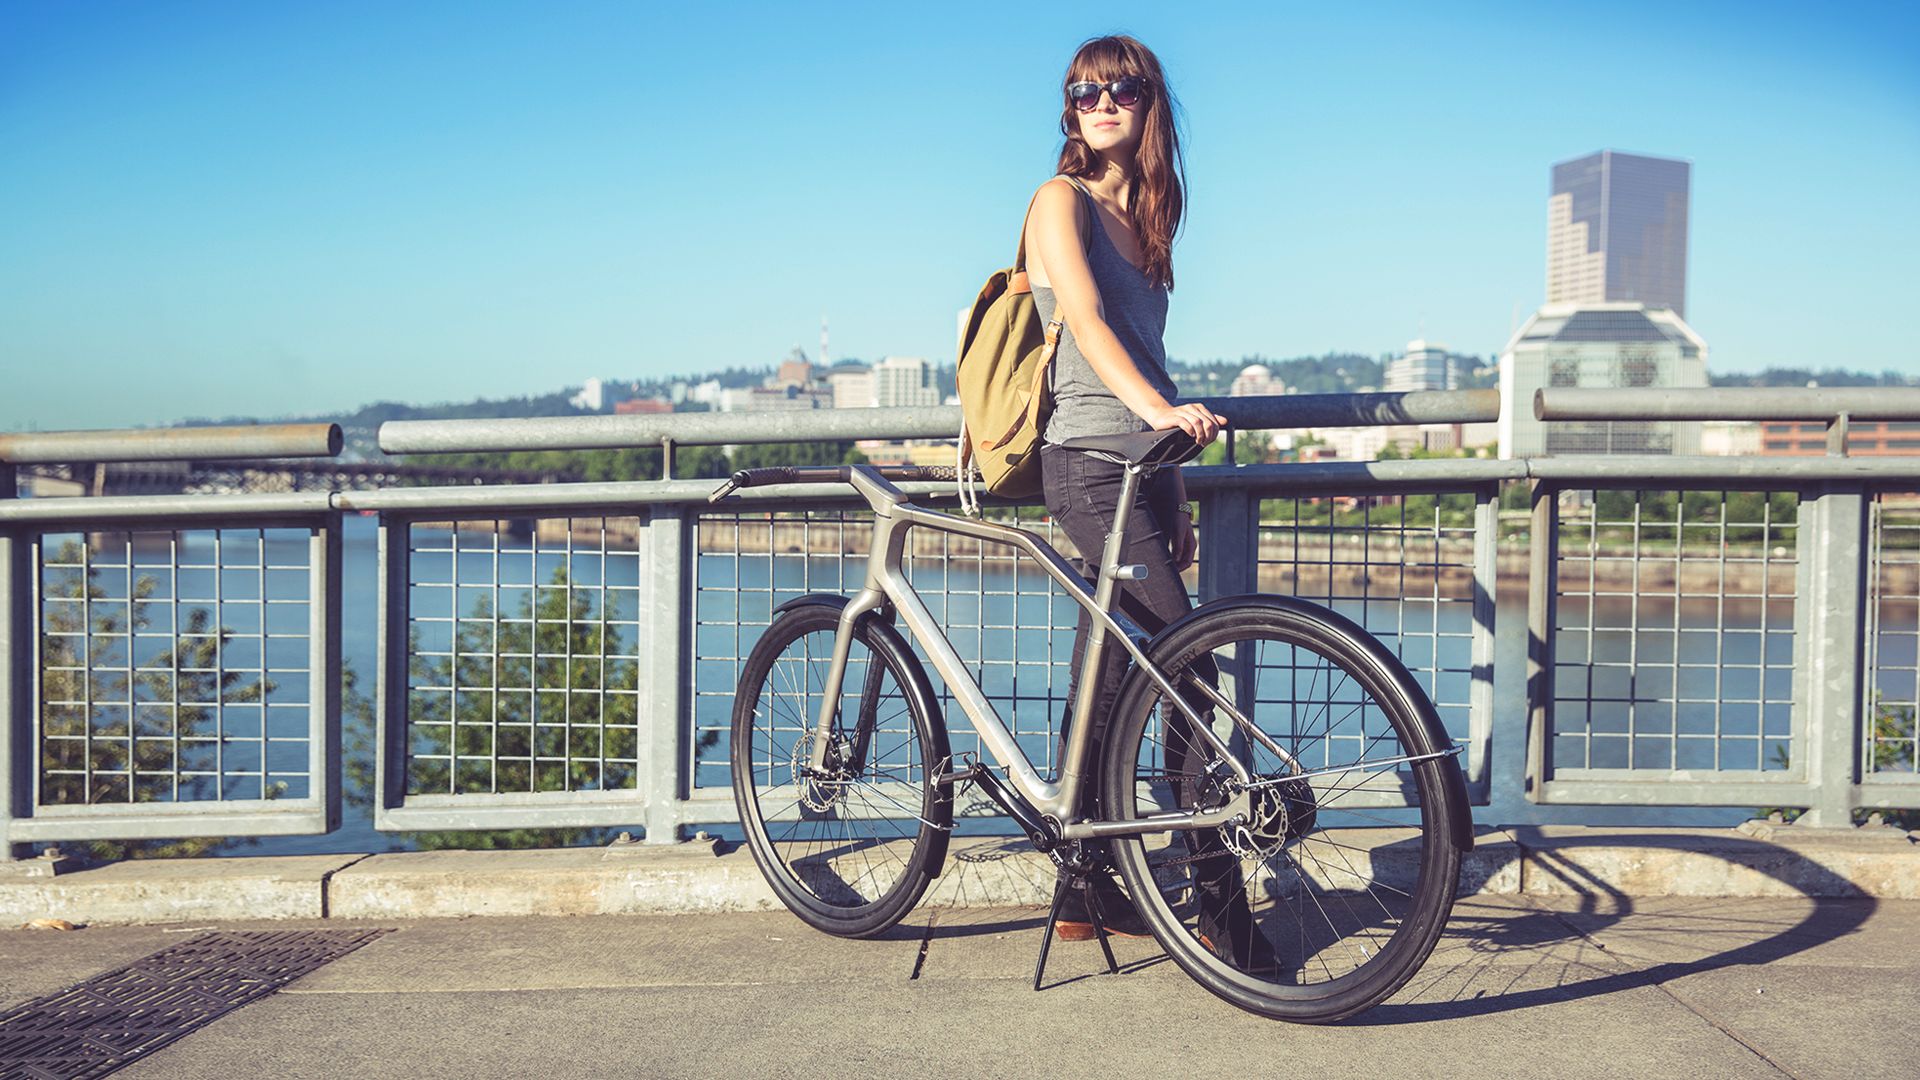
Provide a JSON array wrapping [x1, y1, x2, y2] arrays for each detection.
[[1007, 176, 1097, 295]]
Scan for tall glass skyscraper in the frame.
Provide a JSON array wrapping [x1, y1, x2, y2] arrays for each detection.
[[1546, 150, 1691, 316]]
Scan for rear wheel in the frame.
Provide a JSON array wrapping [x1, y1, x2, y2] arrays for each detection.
[[731, 604, 950, 938], [1101, 596, 1467, 1022]]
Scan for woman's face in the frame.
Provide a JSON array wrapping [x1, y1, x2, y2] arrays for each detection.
[[1072, 77, 1145, 157]]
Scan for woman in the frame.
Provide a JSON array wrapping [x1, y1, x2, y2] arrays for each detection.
[[1023, 35, 1266, 965]]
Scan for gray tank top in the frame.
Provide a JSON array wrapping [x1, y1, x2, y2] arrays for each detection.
[[1035, 176, 1176, 444]]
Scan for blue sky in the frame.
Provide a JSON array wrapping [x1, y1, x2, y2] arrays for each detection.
[[2, 0, 1915, 430]]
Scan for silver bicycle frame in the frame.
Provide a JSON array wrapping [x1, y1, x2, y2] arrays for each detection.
[[800, 462, 1251, 841]]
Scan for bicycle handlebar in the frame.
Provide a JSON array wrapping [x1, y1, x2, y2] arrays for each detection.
[[706, 463, 968, 503]]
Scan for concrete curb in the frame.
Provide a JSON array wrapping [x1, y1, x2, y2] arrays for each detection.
[[0, 855, 364, 926], [2, 826, 1914, 927]]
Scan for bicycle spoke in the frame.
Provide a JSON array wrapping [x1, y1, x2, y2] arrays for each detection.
[[1111, 605, 1462, 1017], [734, 615, 942, 930]]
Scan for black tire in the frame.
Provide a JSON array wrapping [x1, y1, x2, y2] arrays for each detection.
[[1100, 595, 1467, 1022], [731, 604, 950, 938]]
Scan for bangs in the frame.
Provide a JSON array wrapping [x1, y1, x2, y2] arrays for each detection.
[[1066, 39, 1146, 88]]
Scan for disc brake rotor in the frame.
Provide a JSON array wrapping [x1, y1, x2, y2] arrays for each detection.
[[1219, 772, 1317, 859], [789, 732, 853, 812]]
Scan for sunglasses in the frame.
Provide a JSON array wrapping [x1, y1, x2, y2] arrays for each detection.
[[1067, 76, 1146, 112]]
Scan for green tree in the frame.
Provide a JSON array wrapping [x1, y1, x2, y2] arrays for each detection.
[[38, 539, 269, 860], [730, 441, 866, 470], [1759, 692, 1918, 830], [340, 553, 709, 850]]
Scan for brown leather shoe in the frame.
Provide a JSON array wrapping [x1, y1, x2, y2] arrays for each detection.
[[1053, 874, 1153, 940]]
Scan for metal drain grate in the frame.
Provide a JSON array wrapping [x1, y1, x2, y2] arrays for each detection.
[[0, 928, 389, 1079]]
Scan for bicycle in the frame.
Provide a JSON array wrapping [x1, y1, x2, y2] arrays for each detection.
[[707, 427, 1473, 1022]]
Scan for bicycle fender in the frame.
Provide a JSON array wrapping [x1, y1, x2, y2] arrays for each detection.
[[1114, 593, 1475, 853], [772, 592, 895, 623]]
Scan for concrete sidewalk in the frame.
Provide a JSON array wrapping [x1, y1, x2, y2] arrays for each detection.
[[2, 896, 1914, 1079]]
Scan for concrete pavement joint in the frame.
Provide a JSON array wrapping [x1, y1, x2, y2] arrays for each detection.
[[317, 852, 377, 920]]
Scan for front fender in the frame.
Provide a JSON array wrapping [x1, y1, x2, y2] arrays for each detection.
[[772, 592, 894, 623]]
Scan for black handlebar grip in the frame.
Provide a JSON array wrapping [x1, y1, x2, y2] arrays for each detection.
[[731, 466, 798, 488]]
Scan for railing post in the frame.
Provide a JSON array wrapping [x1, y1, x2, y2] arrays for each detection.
[[1796, 482, 1866, 827], [640, 505, 688, 843], [1195, 486, 1256, 603], [314, 517, 344, 834], [1524, 480, 1559, 802], [0, 466, 31, 860], [1195, 484, 1258, 760], [1467, 482, 1499, 799], [373, 517, 411, 826]]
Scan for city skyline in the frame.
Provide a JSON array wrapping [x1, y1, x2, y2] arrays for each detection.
[[3, 1, 1916, 431]]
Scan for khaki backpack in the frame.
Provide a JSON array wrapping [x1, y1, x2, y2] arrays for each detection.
[[954, 177, 1094, 512]]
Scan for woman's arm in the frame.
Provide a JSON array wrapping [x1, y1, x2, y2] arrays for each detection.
[[1028, 179, 1225, 445]]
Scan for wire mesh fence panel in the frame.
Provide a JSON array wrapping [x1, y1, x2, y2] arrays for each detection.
[[1253, 491, 1481, 754], [691, 510, 876, 792], [1866, 492, 1920, 779], [403, 517, 643, 796], [1551, 488, 1798, 774], [36, 527, 316, 806], [690, 506, 1107, 801], [895, 509, 1083, 793]]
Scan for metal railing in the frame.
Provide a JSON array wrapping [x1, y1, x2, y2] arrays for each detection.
[[4, 389, 1918, 857]]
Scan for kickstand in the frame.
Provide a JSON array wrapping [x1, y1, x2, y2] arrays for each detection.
[[1032, 870, 1120, 991]]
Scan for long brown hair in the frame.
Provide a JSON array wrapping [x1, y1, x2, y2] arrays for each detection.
[[1055, 35, 1185, 290]]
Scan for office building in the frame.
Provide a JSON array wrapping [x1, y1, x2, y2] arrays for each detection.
[[1699, 420, 1762, 456], [722, 384, 829, 412], [1759, 421, 1920, 457], [1229, 364, 1284, 397], [1548, 150, 1691, 316], [873, 356, 941, 409], [1383, 340, 1456, 392], [774, 353, 814, 389], [1497, 302, 1708, 457], [570, 377, 606, 412], [829, 365, 876, 410]]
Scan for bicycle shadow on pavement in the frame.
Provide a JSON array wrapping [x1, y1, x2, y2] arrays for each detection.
[[1348, 830, 1889, 1026]]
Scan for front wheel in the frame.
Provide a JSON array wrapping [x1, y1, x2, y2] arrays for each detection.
[[1100, 596, 1468, 1022], [731, 604, 950, 938]]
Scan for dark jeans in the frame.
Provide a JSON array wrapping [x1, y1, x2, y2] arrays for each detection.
[[1040, 442, 1215, 817], [1040, 444, 1249, 941]]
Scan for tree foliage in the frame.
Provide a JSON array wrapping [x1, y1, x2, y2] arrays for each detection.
[[39, 540, 269, 860], [338, 552, 710, 850]]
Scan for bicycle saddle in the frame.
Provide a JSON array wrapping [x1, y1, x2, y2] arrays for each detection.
[[1057, 428, 1203, 468]]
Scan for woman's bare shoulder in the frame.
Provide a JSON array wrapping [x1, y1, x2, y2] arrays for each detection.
[[1028, 176, 1085, 228]]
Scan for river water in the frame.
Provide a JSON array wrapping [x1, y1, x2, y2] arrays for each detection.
[[203, 514, 1775, 857]]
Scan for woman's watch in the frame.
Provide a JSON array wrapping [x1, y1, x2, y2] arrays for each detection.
[[1175, 501, 1194, 518]]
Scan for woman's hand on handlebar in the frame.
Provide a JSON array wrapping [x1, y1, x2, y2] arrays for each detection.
[[1146, 402, 1227, 446]]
